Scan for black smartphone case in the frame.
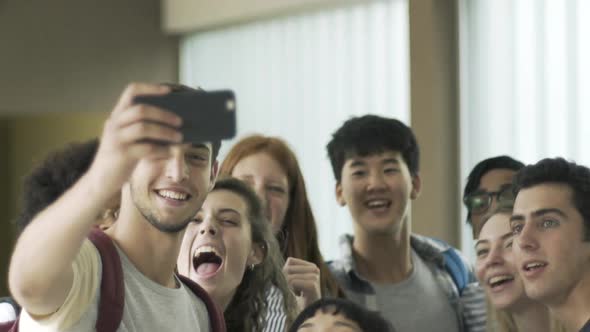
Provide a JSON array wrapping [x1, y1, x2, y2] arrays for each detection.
[[134, 90, 236, 144]]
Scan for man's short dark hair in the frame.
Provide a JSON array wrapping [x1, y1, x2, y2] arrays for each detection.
[[463, 156, 524, 225], [14, 139, 99, 233], [288, 298, 394, 332], [326, 115, 419, 182], [513, 157, 590, 241], [161, 83, 222, 161]]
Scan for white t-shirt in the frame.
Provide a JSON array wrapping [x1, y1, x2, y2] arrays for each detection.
[[0, 302, 17, 323], [19, 239, 210, 332]]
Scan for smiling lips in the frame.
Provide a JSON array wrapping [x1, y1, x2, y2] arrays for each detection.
[[487, 274, 515, 291], [521, 261, 548, 278], [193, 246, 223, 278], [156, 189, 191, 201], [364, 198, 391, 211]]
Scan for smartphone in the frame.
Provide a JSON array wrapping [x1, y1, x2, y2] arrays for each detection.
[[133, 90, 236, 144]]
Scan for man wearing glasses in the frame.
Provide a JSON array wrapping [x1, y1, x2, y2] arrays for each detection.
[[463, 156, 524, 238]]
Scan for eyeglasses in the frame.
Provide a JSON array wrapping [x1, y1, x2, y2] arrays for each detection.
[[463, 184, 515, 215]]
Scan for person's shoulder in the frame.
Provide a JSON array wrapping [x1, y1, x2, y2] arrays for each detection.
[[326, 233, 355, 272], [411, 234, 470, 264], [0, 297, 19, 324]]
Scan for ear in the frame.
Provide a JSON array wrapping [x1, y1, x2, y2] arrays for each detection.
[[247, 242, 266, 267], [410, 174, 422, 200], [208, 160, 219, 192], [335, 182, 346, 206]]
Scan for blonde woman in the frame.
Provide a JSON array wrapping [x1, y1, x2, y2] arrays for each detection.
[[475, 205, 565, 332]]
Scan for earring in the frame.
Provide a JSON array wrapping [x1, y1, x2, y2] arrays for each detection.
[[249, 263, 256, 271]]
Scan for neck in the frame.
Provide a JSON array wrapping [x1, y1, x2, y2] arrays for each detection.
[[352, 218, 412, 284], [548, 272, 590, 331], [106, 201, 184, 288], [511, 301, 552, 332], [218, 288, 238, 311]]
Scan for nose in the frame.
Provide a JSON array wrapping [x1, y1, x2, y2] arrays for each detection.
[[199, 219, 218, 236], [251, 183, 271, 217], [484, 244, 505, 269], [367, 171, 386, 191], [165, 147, 189, 182], [516, 221, 539, 252]]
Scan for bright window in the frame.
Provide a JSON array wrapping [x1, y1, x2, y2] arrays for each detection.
[[459, 0, 590, 258], [181, 0, 409, 260]]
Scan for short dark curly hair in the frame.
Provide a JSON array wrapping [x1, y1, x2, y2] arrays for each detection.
[[463, 156, 524, 226], [288, 298, 394, 332], [513, 157, 590, 241], [14, 139, 99, 234], [326, 115, 419, 182]]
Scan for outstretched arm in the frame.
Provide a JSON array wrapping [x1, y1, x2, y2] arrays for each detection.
[[8, 83, 182, 316]]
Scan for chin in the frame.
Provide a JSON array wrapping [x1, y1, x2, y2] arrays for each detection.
[[492, 298, 519, 311]]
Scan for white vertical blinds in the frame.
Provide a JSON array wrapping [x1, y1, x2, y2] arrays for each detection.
[[181, 0, 409, 260], [459, 0, 590, 257]]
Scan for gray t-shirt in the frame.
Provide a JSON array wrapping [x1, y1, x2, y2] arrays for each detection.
[[371, 250, 460, 332], [20, 239, 210, 332]]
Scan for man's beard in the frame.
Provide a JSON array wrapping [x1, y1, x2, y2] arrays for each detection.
[[130, 183, 194, 234], [140, 209, 191, 233]]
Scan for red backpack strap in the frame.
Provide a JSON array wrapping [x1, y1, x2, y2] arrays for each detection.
[[177, 275, 226, 332], [0, 319, 19, 332], [88, 228, 125, 332]]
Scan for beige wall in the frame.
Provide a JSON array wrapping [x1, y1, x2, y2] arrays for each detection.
[[410, 0, 461, 247], [162, 0, 368, 33], [0, 119, 12, 297], [0, 0, 179, 295], [0, 0, 179, 115], [0, 113, 107, 296]]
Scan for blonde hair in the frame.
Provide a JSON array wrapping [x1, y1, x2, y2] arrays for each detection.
[[487, 306, 566, 332]]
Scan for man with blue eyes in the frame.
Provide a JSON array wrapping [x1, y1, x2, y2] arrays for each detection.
[[8, 83, 224, 331], [325, 115, 486, 332], [510, 157, 590, 332]]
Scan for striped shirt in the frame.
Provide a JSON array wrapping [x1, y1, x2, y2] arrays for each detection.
[[262, 286, 286, 332]]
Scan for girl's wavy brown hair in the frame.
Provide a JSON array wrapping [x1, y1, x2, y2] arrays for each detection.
[[213, 177, 297, 331]]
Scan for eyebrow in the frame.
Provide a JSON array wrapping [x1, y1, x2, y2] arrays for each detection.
[[474, 231, 513, 248], [217, 208, 240, 215], [382, 158, 400, 165], [189, 143, 211, 151], [510, 208, 567, 223], [349, 160, 366, 168], [298, 322, 313, 328], [349, 157, 400, 167], [333, 320, 359, 328]]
